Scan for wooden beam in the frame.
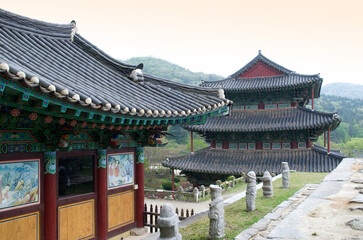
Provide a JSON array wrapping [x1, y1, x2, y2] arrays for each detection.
[[327, 127, 330, 153]]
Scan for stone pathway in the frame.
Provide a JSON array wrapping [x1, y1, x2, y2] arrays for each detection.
[[126, 159, 363, 239], [237, 158, 363, 240]]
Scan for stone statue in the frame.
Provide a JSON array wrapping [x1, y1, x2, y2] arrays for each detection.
[[201, 185, 206, 199], [157, 203, 182, 240], [262, 171, 273, 197], [208, 184, 225, 239], [193, 187, 199, 202], [281, 162, 290, 188], [246, 171, 257, 212]]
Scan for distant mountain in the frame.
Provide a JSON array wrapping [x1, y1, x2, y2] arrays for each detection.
[[124, 56, 223, 86], [321, 82, 363, 99]]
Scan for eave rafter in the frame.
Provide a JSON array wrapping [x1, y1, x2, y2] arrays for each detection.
[[0, 76, 230, 129]]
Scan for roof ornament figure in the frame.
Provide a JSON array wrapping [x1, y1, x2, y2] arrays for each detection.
[[218, 84, 225, 99], [130, 63, 145, 84], [70, 20, 78, 42]]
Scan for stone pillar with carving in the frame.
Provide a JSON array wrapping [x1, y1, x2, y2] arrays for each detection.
[[157, 203, 182, 240], [246, 171, 257, 212], [208, 184, 225, 239], [282, 162, 290, 188], [193, 187, 199, 202], [262, 171, 273, 198], [201, 185, 206, 199]]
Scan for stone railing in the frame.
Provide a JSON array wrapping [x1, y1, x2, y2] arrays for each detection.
[[145, 176, 244, 202]]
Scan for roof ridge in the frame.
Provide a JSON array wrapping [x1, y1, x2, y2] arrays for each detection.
[[74, 34, 136, 72], [229, 51, 293, 78], [201, 72, 321, 87], [0, 8, 73, 39]]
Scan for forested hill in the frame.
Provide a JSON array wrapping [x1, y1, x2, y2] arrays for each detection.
[[314, 95, 363, 142], [123, 56, 363, 155], [321, 82, 363, 99], [124, 57, 223, 86]]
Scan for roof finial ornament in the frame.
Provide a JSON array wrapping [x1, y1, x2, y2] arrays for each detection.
[[130, 63, 145, 84], [218, 84, 225, 99], [70, 20, 78, 42], [258, 50, 261, 55]]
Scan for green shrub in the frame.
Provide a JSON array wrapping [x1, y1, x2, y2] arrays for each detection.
[[174, 177, 180, 183], [162, 181, 173, 190], [227, 176, 236, 181]]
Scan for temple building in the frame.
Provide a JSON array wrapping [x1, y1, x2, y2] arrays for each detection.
[[0, 9, 231, 240], [163, 51, 344, 185]]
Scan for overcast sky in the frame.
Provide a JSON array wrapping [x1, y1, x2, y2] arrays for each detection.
[[2, 0, 363, 85]]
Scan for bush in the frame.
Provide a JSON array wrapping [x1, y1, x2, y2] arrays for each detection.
[[227, 176, 236, 181], [174, 177, 180, 183], [162, 181, 173, 190]]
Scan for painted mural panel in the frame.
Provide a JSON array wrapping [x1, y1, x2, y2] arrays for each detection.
[[108, 153, 134, 189], [0, 160, 39, 210]]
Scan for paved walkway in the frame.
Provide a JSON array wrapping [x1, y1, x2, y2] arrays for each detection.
[[126, 159, 363, 239], [236, 157, 363, 240]]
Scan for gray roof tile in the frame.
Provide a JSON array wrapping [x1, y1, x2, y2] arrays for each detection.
[[186, 106, 341, 132], [163, 145, 344, 175], [0, 9, 229, 118]]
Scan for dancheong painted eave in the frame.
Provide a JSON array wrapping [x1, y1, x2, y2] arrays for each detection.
[[0, 8, 231, 121]]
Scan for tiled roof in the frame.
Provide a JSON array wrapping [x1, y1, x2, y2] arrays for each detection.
[[163, 145, 345, 175], [201, 73, 322, 92], [0, 9, 230, 119], [201, 51, 322, 94], [230, 51, 293, 78], [185, 106, 341, 132]]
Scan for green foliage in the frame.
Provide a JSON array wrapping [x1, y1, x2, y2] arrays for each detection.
[[336, 138, 363, 157], [314, 95, 363, 143], [174, 177, 180, 183], [124, 56, 223, 86], [227, 175, 236, 181], [162, 181, 173, 190]]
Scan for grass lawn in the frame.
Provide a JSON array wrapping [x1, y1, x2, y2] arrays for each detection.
[[180, 172, 328, 240]]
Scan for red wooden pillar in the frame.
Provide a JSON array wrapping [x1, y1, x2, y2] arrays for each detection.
[[324, 132, 326, 148], [311, 87, 314, 110], [191, 130, 194, 153], [211, 140, 216, 148], [306, 140, 313, 148], [97, 150, 107, 240], [256, 141, 263, 149], [44, 152, 57, 240], [291, 140, 298, 149], [327, 127, 331, 153], [136, 147, 145, 228]]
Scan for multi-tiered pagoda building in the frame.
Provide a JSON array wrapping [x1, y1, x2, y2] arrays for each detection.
[[164, 51, 344, 185]]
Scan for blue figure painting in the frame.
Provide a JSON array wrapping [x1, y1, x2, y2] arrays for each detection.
[[0, 160, 39, 210]]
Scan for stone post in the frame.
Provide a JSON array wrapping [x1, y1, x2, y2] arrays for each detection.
[[201, 185, 206, 199], [282, 162, 290, 188], [157, 203, 182, 240], [193, 187, 199, 202], [208, 185, 225, 239], [177, 186, 183, 200], [262, 171, 273, 198], [246, 171, 257, 212]]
